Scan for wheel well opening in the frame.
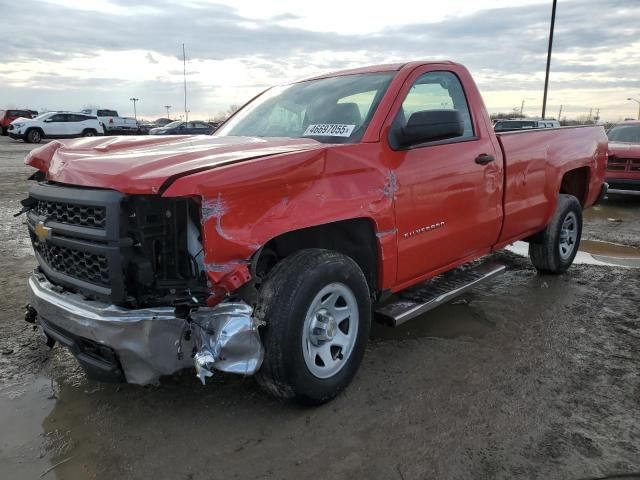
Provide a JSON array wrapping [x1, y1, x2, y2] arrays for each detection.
[[560, 167, 590, 206], [256, 218, 379, 294]]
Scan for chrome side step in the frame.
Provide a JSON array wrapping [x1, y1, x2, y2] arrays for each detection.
[[375, 261, 506, 327]]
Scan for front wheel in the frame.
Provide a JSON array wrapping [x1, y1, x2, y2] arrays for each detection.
[[529, 194, 582, 274], [1, 127, 7, 136], [25, 129, 42, 144], [255, 249, 371, 405]]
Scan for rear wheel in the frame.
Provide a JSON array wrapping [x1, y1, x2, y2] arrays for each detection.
[[529, 194, 582, 274], [25, 129, 42, 144], [255, 249, 371, 404], [82, 129, 96, 137], [1, 127, 7, 136]]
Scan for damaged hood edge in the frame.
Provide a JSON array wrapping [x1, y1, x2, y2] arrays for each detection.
[[25, 135, 327, 194]]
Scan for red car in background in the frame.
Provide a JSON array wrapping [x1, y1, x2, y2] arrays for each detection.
[[0, 109, 34, 136], [606, 121, 640, 191]]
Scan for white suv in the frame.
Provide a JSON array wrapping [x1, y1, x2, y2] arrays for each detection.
[[8, 112, 104, 143]]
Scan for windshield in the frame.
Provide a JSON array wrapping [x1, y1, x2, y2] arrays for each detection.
[[163, 121, 184, 129], [215, 72, 395, 143], [607, 124, 640, 143]]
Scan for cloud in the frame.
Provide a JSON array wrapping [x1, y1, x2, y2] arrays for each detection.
[[1, 0, 638, 120]]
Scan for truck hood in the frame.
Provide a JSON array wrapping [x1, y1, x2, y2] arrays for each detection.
[[25, 135, 325, 194], [608, 141, 640, 158]]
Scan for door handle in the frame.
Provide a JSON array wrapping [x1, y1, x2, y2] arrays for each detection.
[[475, 154, 495, 165]]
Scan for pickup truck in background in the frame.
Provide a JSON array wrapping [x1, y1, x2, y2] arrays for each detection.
[[80, 108, 138, 134], [605, 120, 640, 191], [21, 61, 606, 404]]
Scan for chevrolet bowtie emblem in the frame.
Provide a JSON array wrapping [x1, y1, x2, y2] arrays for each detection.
[[34, 221, 52, 243]]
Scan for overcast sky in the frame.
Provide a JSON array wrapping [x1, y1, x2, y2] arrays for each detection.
[[2, 0, 639, 121]]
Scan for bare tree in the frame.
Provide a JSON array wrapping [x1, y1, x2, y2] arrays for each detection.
[[226, 104, 241, 116]]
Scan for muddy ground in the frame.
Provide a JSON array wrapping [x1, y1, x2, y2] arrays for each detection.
[[0, 135, 639, 479]]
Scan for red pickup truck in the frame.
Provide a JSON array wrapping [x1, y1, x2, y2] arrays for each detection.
[[605, 121, 640, 191], [22, 61, 606, 404]]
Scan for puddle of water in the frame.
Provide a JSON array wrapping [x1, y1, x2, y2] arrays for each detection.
[[506, 241, 640, 268], [580, 239, 640, 258], [372, 299, 494, 341], [0, 377, 57, 479], [0, 376, 98, 479]]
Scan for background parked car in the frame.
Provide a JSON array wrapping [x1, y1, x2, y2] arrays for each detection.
[[494, 118, 560, 132], [8, 112, 103, 143], [154, 117, 173, 127], [149, 120, 215, 135], [0, 109, 33, 135], [605, 121, 640, 191], [81, 108, 138, 134], [207, 121, 222, 131], [136, 121, 155, 135]]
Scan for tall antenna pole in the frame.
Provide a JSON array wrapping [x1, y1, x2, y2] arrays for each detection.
[[164, 105, 171, 119], [541, 0, 557, 119], [182, 43, 188, 123], [557, 104, 563, 121], [129, 97, 139, 121], [520, 99, 525, 116]]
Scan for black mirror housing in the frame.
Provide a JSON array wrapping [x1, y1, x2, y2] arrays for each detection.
[[396, 109, 464, 148]]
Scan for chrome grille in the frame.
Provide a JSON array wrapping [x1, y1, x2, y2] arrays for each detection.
[[607, 157, 640, 172]]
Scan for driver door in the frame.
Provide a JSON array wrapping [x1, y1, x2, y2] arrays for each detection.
[[391, 68, 503, 284]]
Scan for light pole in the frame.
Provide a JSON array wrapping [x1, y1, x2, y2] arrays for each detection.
[[129, 97, 139, 121], [164, 105, 171, 119], [628, 98, 640, 120], [541, 0, 557, 119]]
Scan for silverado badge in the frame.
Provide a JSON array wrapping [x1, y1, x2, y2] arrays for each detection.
[[34, 221, 52, 243]]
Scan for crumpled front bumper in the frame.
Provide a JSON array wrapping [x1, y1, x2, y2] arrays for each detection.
[[28, 271, 264, 385]]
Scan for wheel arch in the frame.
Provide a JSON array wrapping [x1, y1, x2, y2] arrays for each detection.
[[25, 126, 45, 136], [253, 217, 381, 296], [559, 166, 590, 207]]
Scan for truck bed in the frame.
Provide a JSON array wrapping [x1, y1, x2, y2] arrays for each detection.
[[495, 125, 607, 245]]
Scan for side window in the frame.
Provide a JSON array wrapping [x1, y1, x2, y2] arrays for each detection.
[[396, 71, 474, 140], [49, 114, 65, 122]]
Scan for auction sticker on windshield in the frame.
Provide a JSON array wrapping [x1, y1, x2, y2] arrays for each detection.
[[303, 124, 355, 137]]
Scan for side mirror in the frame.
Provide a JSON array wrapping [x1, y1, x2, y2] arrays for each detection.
[[44, 119, 53, 123], [396, 109, 464, 147]]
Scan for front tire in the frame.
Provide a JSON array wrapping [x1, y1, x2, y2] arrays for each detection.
[[255, 249, 371, 405], [1, 127, 7, 136], [529, 194, 582, 274], [25, 129, 43, 144]]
